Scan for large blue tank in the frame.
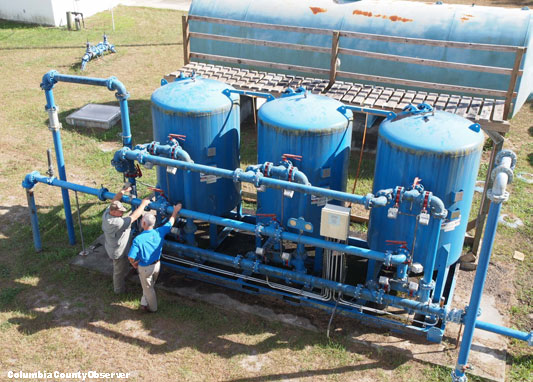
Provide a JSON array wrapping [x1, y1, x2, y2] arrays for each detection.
[[256, 89, 353, 236], [368, 108, 484, 268], [151, 76, 240, 215], [189, 0, 533, 117]]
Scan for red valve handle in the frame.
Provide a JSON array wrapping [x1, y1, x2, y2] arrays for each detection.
[[256, 213, 279, 222], [282, 153, 302, 161], [169, 133, 186, 141], [386, 240, 407, 245], [148, 187, 165, 196]]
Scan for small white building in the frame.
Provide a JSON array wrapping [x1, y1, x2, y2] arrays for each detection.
[[0, 0, 120, 27]]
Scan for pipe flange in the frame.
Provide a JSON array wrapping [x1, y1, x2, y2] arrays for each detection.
[[97, 187, 109, 201], [255, 224, 264, 238], [491, 165, 514, 184], [354, 285, 362, 299], [254, 172, 264, 188], [233, 255, 243, 269], [495, 149, 517, 169], [252, 260, 261, 274], [274, 227, 283, 242], [447, 308, 464, 324], [383, 251, 392, 267], [451, 369, 467, 382], [487, 189, 509, 203], [364, 193, 374, 210], [233, 168, 243, 183], [431, 207, 448, 220]]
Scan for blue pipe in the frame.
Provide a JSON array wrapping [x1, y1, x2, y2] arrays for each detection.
[[116, 147, 387, 207], [21, 172, 406, 265], [453, 201, 502, 381], [419, 219, 442, 302], [475, 321, 532, 345], [222, 88, 275, 101], [163, 240, 446, 318], [245, 160, 310, 186], [24, 172, 533, 343], [40, 75, 76, 245], [452, 151, 523, 381], [338, 105, 397, 119], [25, 189, 42, 252], [41, 70, 136, 193]]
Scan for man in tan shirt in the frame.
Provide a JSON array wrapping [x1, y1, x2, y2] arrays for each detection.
[[102, 185, 150, 293]]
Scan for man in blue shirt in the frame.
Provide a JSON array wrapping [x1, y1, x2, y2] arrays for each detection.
[[128, 202, 182, 312]]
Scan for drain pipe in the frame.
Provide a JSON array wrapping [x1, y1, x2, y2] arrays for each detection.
[[25, 189, 42, 252], [451, 150, 527, 381]]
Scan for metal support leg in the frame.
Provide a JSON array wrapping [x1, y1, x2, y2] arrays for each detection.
[[26, 189, 42, 252], [471, 133, 504, 255]]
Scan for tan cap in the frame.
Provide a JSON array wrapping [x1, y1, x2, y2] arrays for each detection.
[[110, 200, 127, 212]]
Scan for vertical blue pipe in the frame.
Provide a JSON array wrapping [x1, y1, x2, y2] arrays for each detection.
[[44, 88, 76, 245], [453, 201, 502, 380], [26, 189, 42, 252], [420, 219, 442, 302], [118, 97, 137, 197], [183, 171, 197, 245]]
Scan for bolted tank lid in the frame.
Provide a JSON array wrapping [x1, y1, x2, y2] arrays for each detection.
[[151, 75, 238, 114], [258, 88, 352, 132], [379, 104, 484, 155]]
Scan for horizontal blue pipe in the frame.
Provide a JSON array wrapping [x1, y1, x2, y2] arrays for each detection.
[[475, 320, 532, 344], [22, 172, 405, 265], [119, 148, 373, 206], [163, 241, 446, 318]]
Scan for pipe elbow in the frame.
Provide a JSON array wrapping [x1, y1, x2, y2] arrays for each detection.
[[292, 170, 310, 186], [176, 149, 193, 163], [429, 196, 447, 219], [22, 171, 41, 189], [107, 76, 129, 100], [111, 148, 131, 172], [40, 70, 58, 91], [245, 164, 263, 173], [365, 193, 389, 209]]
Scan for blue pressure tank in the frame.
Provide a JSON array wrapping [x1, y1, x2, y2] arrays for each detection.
[[256, 89, 353, 236], [151, 76, 240, 215], [189, 0, 533, 117], [367, 107, 484, 269]]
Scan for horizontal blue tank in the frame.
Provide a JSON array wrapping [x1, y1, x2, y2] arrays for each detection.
[[189, 0, 533, 117], [368, 108, 484, 268], [256, 89, 353, 236], [151, 76, 240, 215]]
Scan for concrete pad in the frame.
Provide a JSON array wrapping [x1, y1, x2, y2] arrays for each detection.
[[71, 235, 508, 382], [120, 0, 191, 11]]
